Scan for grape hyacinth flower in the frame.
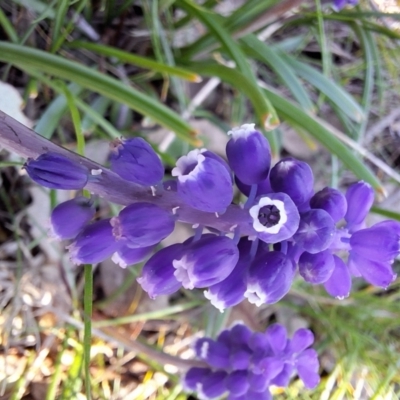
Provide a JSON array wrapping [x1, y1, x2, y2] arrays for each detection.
[[310, 187, 347, 223], [184, 322, 320, 400], [112, 243, 154, 268], [226, 123, 271, 185], [111, 202, 175, 248], [68, 219, 120, 265], [49, 196, 95, 240], [109, 137, 164, 186], [25, 152, 89, 190], [172, 149, 233, 213], [173, 234, 239, 289]]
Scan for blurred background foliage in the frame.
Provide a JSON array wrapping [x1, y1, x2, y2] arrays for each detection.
[[0, 0, 400, 399]]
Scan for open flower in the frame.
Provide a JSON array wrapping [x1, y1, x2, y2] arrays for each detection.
[[249, 193, 300, 243]]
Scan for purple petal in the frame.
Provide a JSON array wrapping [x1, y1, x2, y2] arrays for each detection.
[[137, 244, 183, 298], [269, 157, 314, 206], [348, 251, 396, 288], [249, 193, 300, 244], [310, 187, 347, 223], [245, 251, 296, 306], [173, 235, 239, 289], [293, 209, 335, 253], [324, 255, 352, 299], [270, 363, 294, 387], [226, 370, 249, 396], [226, 124, 271, 185], [296, 348, 320, 389], [299, 250, 335, 284], [109, 137, 164, 186], [183, 367, 210, 391], [50, 196, 95, 240], [199, 370, 228, 399], [265, 324, 287, 354], [344, 181, 374, 231], [25, 152, 89, 190], [235, 175, 272, 198], [194, 338, 230, 369], [288, 329, 314, 354], [112, 244, 154, 268], [172, 149, 233, 213]]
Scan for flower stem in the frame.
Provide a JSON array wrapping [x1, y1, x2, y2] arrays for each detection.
[[83, 264, 93, 400]]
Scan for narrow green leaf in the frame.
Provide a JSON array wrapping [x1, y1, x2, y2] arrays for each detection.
[[0, 41, 200, 146], [260, 85, 383, 192], [186, 63, 277, 132], [0, 8, 19, 43], [51, 0, 68, 52], [177, 0, 279, 128], [68, 41, 202, 82], [371, 207, 400, 222], [279, 53, 365, 123], [242, 35, 315, 112]]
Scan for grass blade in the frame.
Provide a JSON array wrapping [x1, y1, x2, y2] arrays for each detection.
[[0, 41, 200, 145], [68, 41, 202, 82]]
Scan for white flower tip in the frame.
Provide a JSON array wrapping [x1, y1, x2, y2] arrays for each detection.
[[91, 168, 103, 176], [112, 252, 127, 268], [227, 123, 256, 140]]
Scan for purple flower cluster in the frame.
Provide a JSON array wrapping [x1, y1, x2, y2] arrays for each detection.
[[184, 322, 319, 400], [24, 125, 399, 309], [332, 0, 358, 11]]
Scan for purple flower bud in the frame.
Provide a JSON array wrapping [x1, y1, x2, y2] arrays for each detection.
[[288, 329, 315, 354], [299, 250, 335, 284], [184, 367, 210, 391], [293, 209, 335, 254], [137, 244, 183, 298], [111, 202, 174, 248], [226, 124, 271, 185], [348, 251, 396, 288], [68, 219, 120, 265], [265, 324, 287, 355], [324, 255, 351, 299], [112, 244, 154, 268], [310, 187, 347, 223], [109, 137, 164, 186], [172, 149, 233, 213], [235, 175, 272, 198], [350, 224, 400, 263], [226, 370, 249, 397], [173, 235, 239, 289], [198, 371, 228, 399], [249, 193, 300, 244], [296, 348, 320, 389], [25, 152, 89, 190], [194, 338, 230, 369], [203, 238, 251, 312], [345, 181, 374, 231], [245, 251, 296, 306], [49, 196, 95, 240], [269, 158, 314, 206]]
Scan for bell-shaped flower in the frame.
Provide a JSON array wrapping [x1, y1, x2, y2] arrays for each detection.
[[109, 137, 164, 186], [25, 152, 89, 190], [49, 196, 95, 240], [68, 219, 120, 265], [184, 367, 210, 391], [348, 251, 396, 288], [111, 202, 174, 248], [226, 370, 249, 397], [249, 193, 300, 244], [203, 238, 251, 312], [137, 243, 183, 298], [296, 348, 320, 389], [269, 157, 314, 207], [350, 222, 400, 263], [194, 338, 230, 369], [310, 187, 347, 223], [293, 209, 335, 254], [173, 235, 239, 289], [323, 255, 352, 299], [112, 244, 154, 268], [245, 251, 296, 306], [344, 181, 374, 231], [172, 149, 233, 213], [226, 124, 271, 185], [198, 371, 228, 400], [299, 250, 335, 284]]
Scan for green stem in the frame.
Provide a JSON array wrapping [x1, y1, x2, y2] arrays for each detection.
[[83, 264, 93, 400]]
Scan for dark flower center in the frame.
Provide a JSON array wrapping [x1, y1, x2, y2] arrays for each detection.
[[258, 205, 281, 228]]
